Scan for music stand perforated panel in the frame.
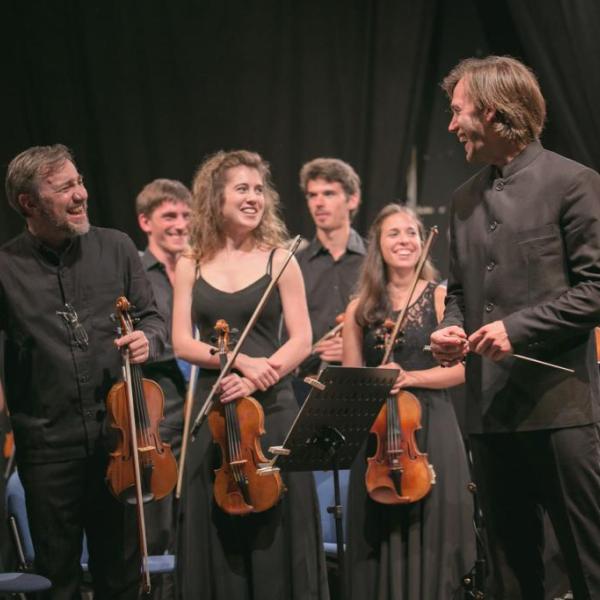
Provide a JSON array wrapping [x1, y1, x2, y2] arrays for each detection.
[[274, 366, 397, 471]]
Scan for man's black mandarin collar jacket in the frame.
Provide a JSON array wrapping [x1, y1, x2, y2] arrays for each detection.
[[442, 141, 600, 433]]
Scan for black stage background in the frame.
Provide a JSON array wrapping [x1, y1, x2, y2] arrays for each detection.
[[1, 0, 599, 272], [0, 0, 598, 589], [2, 0, 599, 449]]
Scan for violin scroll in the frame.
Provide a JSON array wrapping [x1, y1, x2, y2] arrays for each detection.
[[373, 318, 405, 351]]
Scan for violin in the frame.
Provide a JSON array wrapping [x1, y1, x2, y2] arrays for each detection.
[[105, 296, 178, 592], [308, 313, 346, 377], [3, 430, 15, 481], [312, 313, 345, 353], [3, 431, 14, 460], [365, 228, 438, 505], [365, 320, 435, 504], [0, 385, 11, 467], [207, 319, 284, 516]]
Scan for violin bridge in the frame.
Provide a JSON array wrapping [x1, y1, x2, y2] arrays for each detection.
[[387, 449, 404, 459], [229, 459, 248, 467]]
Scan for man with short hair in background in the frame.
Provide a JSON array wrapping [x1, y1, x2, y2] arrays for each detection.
[[295, 158, 366, 382], [136, 178, 192, 600]]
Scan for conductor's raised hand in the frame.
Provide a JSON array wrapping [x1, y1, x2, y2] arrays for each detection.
[[235, 354, 281, 391], [468, 320, 513, 361], [429, 326, 469, 367]]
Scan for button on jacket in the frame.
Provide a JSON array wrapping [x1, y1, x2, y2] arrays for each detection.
[[442, 141, 600, 433], [0, 227, 166, 463]]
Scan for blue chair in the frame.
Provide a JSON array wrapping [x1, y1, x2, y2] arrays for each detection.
[[313, 469, 350, 557], [5, 471, 175, 579], [0, 572, 51, 595], [5, 471, 35, 572]]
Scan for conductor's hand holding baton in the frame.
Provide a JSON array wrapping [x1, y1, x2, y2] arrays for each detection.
[[430, 326, 469, 367]]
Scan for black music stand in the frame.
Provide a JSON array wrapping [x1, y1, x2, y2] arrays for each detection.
[[267, 366, 398, 600]]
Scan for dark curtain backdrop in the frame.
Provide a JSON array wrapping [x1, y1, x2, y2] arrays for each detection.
[[1, 0, 599, 255], [1, 3, 597, 585], [506, 0, 600, 171], [0, 0, 437, 247], [418, 0, 600, 277]]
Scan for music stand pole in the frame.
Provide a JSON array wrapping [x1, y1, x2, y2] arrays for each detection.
[[463, 443, 487, 599], [331, 452, 346, 599], [265, 366, 398, 600], [313, 425, 347, 599]]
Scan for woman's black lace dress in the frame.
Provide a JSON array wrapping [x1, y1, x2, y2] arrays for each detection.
[[347, 282, 476, 600]]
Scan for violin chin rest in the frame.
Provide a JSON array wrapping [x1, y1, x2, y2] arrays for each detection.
[[216, 490, 254, 516], [121, 490, 155, 505], [368, 486, 412, 505]]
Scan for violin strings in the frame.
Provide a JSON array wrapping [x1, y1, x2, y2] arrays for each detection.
[[225, 404, 234, 478], [387, 396, 393, 459], [122, 310, 151, 451], [225, 403, 241, 484], [132, 365, 151, 449]]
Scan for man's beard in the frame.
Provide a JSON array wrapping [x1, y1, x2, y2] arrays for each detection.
[[37, 197, 90, 237]]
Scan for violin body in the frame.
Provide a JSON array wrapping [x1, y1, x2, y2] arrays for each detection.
[[106, 369, 178, 503], [208, 394, 284, 516], [105, 295, 178, 593], [3, 431, 14, 460], [365, 390, 435, 504]]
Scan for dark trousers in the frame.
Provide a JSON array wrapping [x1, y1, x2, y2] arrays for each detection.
[[470, 424, 600, 600], [144, 422, 182, 600], [19, 454, 140, 600]]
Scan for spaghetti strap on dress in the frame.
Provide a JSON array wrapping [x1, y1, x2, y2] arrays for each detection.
[[177, 252, 329, 600]]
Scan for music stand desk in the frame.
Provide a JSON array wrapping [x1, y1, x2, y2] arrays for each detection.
[[268, 366, 397, 600]]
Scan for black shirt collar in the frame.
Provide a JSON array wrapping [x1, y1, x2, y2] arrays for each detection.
[[23, 227, 80, 264], [141, 248, 164, 271], [305, 228, 366, 260]]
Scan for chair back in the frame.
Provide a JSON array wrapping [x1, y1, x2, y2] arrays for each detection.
[[6, 471, 35, 568]]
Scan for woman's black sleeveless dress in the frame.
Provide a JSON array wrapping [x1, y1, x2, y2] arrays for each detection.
[[346, 283, 476, 600], [177, 255, 329, 600]]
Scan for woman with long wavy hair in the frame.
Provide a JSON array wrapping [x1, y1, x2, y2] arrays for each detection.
[[172, 150, 329, 600], [343, 203, 475, 599]]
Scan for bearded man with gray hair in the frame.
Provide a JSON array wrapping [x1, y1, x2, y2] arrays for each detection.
[[0, 144, 166, 599]]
